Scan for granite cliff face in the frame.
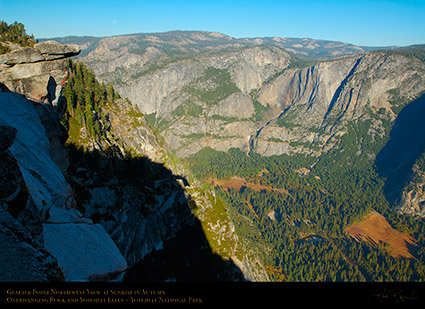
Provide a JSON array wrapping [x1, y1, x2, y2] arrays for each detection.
[[65, 33, 292, 157], [67, 33, 425, 161], [375, 93, 425, 218], [253, 52, 425, 157]]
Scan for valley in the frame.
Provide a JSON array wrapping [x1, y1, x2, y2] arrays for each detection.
[[1, 21, 425, 283], [65, 31, 424, 281]]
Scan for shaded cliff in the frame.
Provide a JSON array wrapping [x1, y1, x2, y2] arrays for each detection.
[[59, 60, 251, 281], [65, 144, 245, 282], [0, 124, 62, 281], [376, 93, 425, 216]]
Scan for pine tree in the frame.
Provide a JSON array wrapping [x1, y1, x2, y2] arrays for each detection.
[[107, 83, 115, 103]]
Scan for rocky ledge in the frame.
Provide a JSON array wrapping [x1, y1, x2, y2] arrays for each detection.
[[0, 41, 80, 108]]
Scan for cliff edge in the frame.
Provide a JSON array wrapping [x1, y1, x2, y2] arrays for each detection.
[[0, 41, 128, 281]]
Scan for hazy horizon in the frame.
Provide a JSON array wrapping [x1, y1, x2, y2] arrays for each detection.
[[41, 30, 408, 49]]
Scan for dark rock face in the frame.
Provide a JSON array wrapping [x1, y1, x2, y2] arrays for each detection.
[[33, 101, 70, 173], [0, 125, 17, 151], [0, 204, 62, 282], [65, 144, 246, 282], [376, 93, 425, 217], [0, 125, 29, 219], [0, 125, 22, 213], [124, 220, 245, 282], [0, 124, 62, 281]]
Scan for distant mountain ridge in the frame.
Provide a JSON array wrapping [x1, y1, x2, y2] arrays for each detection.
[[46, 30, 380, 60]]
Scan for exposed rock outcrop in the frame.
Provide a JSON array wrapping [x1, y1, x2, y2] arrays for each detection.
[[0, 41, 80, 108], [398, 184, 425, 217], [43, 220, 127, 281]]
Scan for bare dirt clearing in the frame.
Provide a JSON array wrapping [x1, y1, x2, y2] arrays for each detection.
[[206, 176, 288, 195], [346, 211, 416, 258]]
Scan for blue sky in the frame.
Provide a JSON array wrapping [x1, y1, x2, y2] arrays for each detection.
[[1, 0, 424, 46]]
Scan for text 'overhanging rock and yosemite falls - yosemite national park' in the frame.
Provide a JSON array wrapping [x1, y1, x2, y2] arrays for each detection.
[[1, 21, 425, 286]]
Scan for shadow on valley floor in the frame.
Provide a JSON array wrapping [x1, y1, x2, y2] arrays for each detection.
[[376, 93, 425, 204], [65, 143, 245, 282]]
